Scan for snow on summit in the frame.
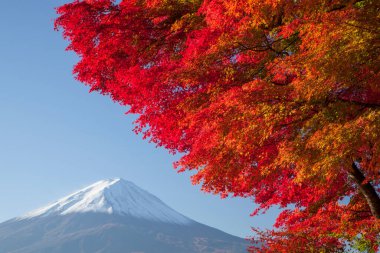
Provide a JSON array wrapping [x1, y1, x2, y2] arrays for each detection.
[[20, 178, 192, 224]]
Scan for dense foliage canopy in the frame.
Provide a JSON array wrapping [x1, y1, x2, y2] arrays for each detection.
[[56, 0, 379, 251]]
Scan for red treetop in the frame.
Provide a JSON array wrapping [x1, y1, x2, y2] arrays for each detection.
[[55, 0, 380, 251]]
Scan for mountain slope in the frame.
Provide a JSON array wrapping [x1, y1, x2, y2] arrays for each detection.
[[20, 178, 191, 225], [0, 179, 250, 253]]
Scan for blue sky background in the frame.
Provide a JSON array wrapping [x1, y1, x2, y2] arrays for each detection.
[[0, 0, 278, 238]]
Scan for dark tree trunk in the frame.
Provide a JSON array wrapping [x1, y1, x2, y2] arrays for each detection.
[[348, 162, 380, 219]]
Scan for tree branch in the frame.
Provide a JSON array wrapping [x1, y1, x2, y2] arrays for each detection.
[[348, 162, 380, 219]]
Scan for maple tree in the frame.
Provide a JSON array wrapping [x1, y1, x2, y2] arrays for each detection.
[[55, 0, 380, 251]]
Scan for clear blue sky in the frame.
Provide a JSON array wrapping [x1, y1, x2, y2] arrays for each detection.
[[0, 0, 278, 238]]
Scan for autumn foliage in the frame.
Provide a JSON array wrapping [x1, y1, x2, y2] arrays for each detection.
[[55, 0, 380, 251]]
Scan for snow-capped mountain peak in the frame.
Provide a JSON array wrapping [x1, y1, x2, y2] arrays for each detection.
[[20, 178, 192, 224]]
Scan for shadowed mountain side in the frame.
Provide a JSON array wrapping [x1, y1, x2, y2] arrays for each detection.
[[0, 213, 249, 253]]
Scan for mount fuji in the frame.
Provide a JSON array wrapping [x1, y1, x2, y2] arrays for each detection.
[[0, 178, 250, 253]]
